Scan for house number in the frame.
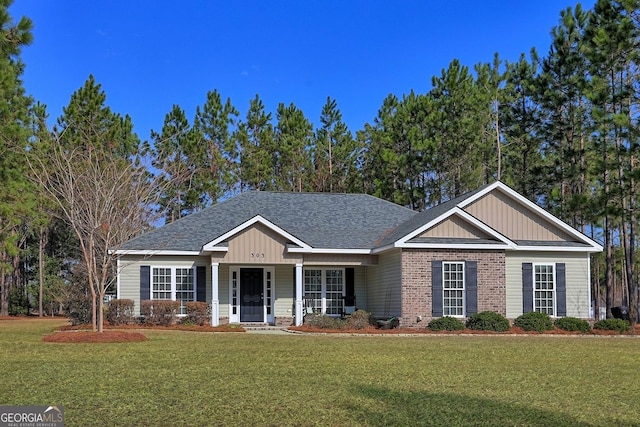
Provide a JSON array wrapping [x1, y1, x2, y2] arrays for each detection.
[[251, 252, 265, 258]]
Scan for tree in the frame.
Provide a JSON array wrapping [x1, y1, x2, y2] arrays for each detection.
[[150, 105, 200, 223], [193, 90, 239, 205], [313, 97, 359, 193], [236, 95, 277, 191], [29, 139, 161, 332], [274, 102, 314, 192], [0, 1, 33, 316], [584, 0, 639, 323]]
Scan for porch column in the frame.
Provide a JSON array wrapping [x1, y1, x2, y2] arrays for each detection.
[[211, 262, 219, 326], [295, 263, 303, 326]]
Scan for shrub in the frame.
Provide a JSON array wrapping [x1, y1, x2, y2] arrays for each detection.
[[106, 299, 135, 326], [428, 316, 465, 331], [345, 310, 376, 330], [514, 311, 554, 333], [466, 311, 510, 332], [140, 300, 180, 326], [554, 317, 590, 333], [182, 302, 210, 326], [593, 318, 630, 333], [303, 313, 346, 329]]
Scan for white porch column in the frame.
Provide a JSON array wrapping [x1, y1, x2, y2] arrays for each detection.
[[295, 263, 303, 326], [211, 262, 220, 326]]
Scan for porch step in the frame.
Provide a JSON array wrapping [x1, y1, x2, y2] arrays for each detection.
[[240, 323, 288, 332]]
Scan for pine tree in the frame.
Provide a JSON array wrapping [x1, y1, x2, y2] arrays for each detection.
[[0, 1, 33, 316]]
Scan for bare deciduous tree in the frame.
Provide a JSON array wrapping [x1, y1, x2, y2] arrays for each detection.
[[29, 137, 161, 332]]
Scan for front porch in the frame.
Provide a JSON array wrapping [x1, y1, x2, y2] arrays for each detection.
[[208, 263, 361, 327]]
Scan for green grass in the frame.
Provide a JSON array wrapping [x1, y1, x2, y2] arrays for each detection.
[[1, 319, 640, 426]]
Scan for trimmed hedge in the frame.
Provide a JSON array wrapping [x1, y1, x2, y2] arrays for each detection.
[[182, 302, 210, 326], [593, 318, 630, 333], [303, 313, 346, 329], [554, 317, 590, 333], [106, 299, 135, 326], [514, 311, 554, 333], [140, 300, 180, 326], [466, 311, 510, 332], [345, 310, 377, 330], [428, 316, 465, 331]]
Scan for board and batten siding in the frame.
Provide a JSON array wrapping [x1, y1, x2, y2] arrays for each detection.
[[419, 215, 493, 239], [505, 251, 591, 319], [365, 249, 402, 317], [118, 255, 211, 316], [465, 190, 575, 241]]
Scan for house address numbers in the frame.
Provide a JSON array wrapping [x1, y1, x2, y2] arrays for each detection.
[[250, 252, 266, 259]]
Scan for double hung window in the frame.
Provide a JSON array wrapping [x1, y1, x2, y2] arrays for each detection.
[[304, 268, 344, 315], [443, 262, 465, 316], [151, 267, 195, 315], [534, 264, 554, 315]]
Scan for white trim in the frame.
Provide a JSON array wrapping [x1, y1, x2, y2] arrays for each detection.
[[459, 182, 603, 252], [442, 261, 465, 318], [112, 249, 203, 256], [202, 215, 311, 252], [394, 207, 516, 249], [116, 258, 121, 299], [211, 262, 219, 326], [295, 264, 303, 326], [511, 245, 601, 253], [227, 265, 276, 324], [587, 255, 592, 318], [532, 262, 556, 317], [287, 247, 372, 254], [228, 267, 240, 323]]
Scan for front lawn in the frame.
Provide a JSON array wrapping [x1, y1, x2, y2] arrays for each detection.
[[1, 318, 639, 426]]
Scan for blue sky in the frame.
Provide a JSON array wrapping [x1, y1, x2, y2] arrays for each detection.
[[11, 0, 595, 141]]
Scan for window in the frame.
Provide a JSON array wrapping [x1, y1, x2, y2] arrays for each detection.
[[304, 268, 344, 315], [152, 268, 172, 300], [443, 262, 464, 316], [534, 264, 554, 315], [151, 267, 196, 315], [175, 268, 195, 315]]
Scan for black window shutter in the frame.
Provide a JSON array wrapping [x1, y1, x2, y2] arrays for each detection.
[[140, 265, 150, 301], [465, 261, 478, 315], [345, 268, 355, 306], [522, 263, 533, 313], [432, 261, 443, 317], [196, 266, 207, 302], [556, 263, 566, 317]]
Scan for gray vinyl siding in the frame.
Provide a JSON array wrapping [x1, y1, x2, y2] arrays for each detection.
[[365, 249, 402, 317], [118, 255, 211, 316], [505, 251, 590, 319], [354, 267, 367, 311]]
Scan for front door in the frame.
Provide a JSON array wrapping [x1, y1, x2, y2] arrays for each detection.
[[240, 268, 264, 322]]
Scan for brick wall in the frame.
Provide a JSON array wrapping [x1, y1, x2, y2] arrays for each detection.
[[400, 249, 505, 328]]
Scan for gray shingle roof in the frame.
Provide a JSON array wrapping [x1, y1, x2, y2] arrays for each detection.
[[376, 184, 492, 246], [119, 191, 417, 251]]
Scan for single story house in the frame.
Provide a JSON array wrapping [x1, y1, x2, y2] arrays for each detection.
[[115, 181, 603, 327]]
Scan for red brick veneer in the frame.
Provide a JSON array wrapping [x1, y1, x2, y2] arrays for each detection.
[[400, 249, 505, 328]]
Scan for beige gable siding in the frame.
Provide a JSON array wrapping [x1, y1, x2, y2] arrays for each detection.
[[118, 255, 211, 316], [222, 223, 302, 264], [465, 190, 574, 241], [303, 254, 378, 266], [365, 249, 401, 317], [505, 251, 590, 319], [419, 215, 492, 239]]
